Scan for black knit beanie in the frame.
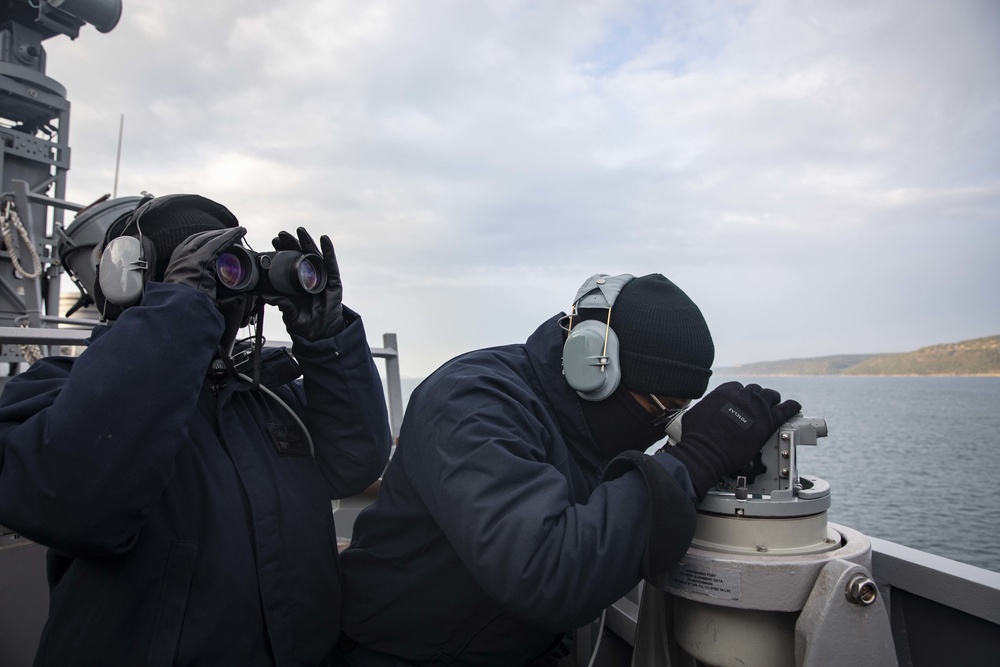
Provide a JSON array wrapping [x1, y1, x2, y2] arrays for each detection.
[[607, 274, 715, 399], [140, 207, 229, 281]]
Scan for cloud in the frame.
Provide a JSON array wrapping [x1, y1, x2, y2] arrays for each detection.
[[43, 0, 1000, 377]]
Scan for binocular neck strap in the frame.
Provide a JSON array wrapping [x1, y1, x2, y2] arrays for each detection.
[[215, 297, 267, 390]]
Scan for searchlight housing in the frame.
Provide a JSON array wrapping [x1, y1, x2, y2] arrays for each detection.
[[34, 0, 122, 39]]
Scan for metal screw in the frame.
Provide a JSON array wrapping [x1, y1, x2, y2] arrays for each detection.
[[846, 575, 878, 606], [781, 433, 790, 441], [780, 468, 789, 478], [781, 450, 790, 459]]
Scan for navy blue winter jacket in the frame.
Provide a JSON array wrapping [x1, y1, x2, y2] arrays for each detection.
[[0, 282, 392, 667], [339, 315, 697, 666]]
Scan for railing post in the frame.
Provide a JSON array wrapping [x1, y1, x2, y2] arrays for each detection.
[[382, 332, 403, 440]]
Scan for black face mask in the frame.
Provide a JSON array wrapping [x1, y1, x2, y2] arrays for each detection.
[[217, 294, 258, 358], [580, 384, 666, 460]]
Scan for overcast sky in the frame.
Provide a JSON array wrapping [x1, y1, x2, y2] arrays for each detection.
[[44, 0, 999, 378]]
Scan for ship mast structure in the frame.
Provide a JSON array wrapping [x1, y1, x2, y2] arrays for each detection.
[[0, 0, 122, 364]]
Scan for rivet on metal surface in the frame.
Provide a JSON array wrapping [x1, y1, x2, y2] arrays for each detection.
[[781, 450, 790, 459], [781, 433, 790, 441], [780, 468, 789, 478], [846, 575, 878, 606]]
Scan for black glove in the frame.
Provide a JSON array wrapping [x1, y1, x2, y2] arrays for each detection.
[[665, 381, 802, 500], [162, 227, 247, 302], [263, 227, 344, 341]]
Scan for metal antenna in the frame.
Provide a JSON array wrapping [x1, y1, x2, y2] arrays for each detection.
[[113, 113, 124, 197]]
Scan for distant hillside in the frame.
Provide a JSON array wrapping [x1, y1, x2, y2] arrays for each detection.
[[715, 334, 1000, 376]]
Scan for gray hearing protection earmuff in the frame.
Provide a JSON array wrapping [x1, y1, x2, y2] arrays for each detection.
[[98, 234, 154, 309], [96, 194, 157, 314], [562, 273, 633, 401]]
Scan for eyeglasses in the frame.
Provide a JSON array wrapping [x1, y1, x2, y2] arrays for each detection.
[[649, 394, 686, 431]]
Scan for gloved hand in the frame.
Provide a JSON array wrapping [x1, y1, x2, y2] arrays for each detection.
[[263, 227, 344, 341], [665, 381, 801, 500], [162, 227, 247, 302]]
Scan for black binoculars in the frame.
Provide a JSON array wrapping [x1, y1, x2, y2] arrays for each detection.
[[217, 246, 327, 296]]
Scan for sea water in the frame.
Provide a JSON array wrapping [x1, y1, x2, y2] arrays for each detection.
[[710, 375, 1000, 573]]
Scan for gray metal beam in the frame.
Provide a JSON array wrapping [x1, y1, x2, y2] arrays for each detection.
[[0, 326, 90, 345]]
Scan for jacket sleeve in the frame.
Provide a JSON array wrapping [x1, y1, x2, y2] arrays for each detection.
[[601, 450, 698, 580], [400, 372, 696, 633], [287, 307, 391, 498], [0, 282, 224, 557]]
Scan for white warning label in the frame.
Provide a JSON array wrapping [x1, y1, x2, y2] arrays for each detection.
[[666, 563, 742, 600]]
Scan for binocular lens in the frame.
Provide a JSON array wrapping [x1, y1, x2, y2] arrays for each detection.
[[297, 257, 323, 293], [217, 252, 248, 290]]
